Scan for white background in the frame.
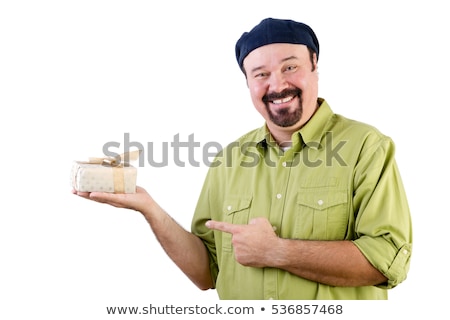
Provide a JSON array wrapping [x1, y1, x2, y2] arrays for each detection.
[[1, 0, 448, 319]]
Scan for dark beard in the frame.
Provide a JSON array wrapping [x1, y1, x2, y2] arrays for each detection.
[[263, 88, 302, 127]]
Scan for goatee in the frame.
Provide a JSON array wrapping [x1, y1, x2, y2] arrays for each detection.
[[263, 88, 302, 127]]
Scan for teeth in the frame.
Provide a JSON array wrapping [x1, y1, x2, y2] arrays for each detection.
[[272, 96, 294, 104]]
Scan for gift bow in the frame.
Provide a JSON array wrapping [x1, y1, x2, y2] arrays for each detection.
[[84, 149, 142, 167]]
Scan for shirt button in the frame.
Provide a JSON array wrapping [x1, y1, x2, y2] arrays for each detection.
[[227, 205, 232, 211], [317, 199, 324, 206], [276, 193, 282, 199], [282, 161, 287, 167]]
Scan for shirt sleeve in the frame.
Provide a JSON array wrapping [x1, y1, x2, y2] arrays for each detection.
[[190, 164, 221, 288], [351, 135, 412, 289]]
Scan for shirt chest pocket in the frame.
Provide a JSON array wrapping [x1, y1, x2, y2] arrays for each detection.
[[222, 195, 252, 251], [295, 188, 349, 240]]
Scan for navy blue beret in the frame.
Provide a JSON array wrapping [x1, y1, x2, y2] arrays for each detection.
[[235, 18, 319, 71]]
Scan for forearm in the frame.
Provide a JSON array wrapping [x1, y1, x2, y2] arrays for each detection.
[[141, 202, 213, 290], [270, 238, 387, 287]]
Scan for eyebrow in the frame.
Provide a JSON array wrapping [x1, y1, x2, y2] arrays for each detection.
[[250, 55, 299, 74]]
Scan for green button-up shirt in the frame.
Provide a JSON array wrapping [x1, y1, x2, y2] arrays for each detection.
[[191, 98, 412, 300]]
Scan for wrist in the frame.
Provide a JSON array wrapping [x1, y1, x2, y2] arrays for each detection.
[[266, 236, 290, 269]]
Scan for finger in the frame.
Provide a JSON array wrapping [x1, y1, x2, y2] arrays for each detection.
[[249, 217, 277, 232], [89, 191, 126, 204], [72, 189, 116, 204], [73, 190, 91, 199], [205, 220, 240, 234], [249, 217, 270, 224]]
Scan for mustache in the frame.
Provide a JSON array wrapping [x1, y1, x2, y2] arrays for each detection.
[[262, 88, 302, 103]]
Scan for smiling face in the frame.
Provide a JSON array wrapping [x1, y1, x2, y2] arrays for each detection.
[[243, 43, 319, 142]]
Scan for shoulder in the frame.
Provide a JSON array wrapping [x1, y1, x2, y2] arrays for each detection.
[[219, 126, 266, 153], [331, 113, 393, 146], [230, 126, 265, 144]]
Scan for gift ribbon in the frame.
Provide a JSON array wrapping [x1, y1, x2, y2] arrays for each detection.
[[112, 167, 125, 193]]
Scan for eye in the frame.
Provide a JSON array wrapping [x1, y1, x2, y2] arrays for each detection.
[[284, 65, 298, 72], [254, 72, 269, 79]]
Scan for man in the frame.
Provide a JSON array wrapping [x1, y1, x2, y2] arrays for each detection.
[[74, 18, 412, 299]]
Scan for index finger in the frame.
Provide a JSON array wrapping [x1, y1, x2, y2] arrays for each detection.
[[205, 220, 241, 234]]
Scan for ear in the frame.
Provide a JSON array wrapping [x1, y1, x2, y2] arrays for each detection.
[[312, 52, 318, 72]]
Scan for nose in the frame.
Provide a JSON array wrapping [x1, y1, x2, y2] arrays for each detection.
[[268, 72, 289, 92]]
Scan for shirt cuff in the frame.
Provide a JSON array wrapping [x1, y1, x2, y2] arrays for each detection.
[[353, 237, 412, 289]]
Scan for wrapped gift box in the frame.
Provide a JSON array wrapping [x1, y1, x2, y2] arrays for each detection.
[[71, 150, 140, 194]]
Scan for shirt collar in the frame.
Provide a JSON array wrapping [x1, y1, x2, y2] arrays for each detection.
[[256, 98, 334, 149], [297, 98, 333, 148]]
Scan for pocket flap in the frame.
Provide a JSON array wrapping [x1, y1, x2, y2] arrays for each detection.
[[223, 196, 252, 215], [297, 188, 347, 210]]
